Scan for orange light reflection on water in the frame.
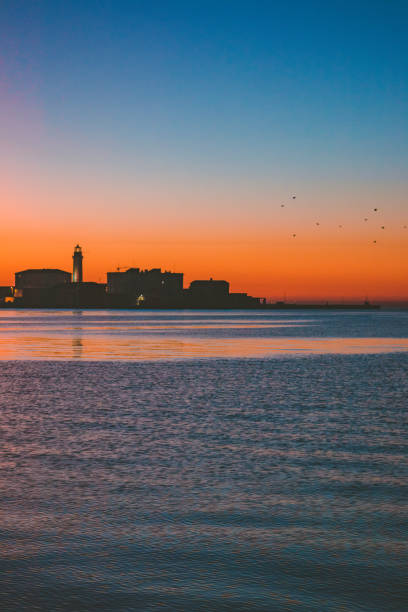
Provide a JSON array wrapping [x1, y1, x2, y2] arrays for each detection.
[[0, 335, 408, 361]]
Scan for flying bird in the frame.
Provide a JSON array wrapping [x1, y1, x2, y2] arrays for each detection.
[[292, 196, 296, 199], [373, 208, 378, 212]]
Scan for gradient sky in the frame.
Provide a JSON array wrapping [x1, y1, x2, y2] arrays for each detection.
[[1, 0, 407, 299]]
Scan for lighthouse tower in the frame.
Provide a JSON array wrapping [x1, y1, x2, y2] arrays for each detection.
[[72, 245, 83, 283]]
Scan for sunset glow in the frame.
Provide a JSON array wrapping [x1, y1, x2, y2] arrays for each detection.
[[1, 1, 407, 300]]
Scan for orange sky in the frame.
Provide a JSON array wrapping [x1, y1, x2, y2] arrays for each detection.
[[1, 196, 407, 300], [1, 151, 407, 301], [1, 0, 407, 302]]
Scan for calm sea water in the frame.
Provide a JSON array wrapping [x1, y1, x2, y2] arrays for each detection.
[[0, 309, 407, 611]]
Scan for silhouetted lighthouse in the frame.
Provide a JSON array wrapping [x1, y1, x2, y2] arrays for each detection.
[[72, 245, 83, 283]]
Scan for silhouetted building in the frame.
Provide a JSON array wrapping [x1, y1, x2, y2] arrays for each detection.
[[0, 286, 13, 304], [7, 247, 266, 309], [187, 279, 229, 306], [72, 245, 83, 283], [185, 280, 263, 308], [189, 279, 230, 299], [107, 268, 183, 306], [14, 269, 69, 307], [0, 286, 13, 299], [229, 292, 262, 307], [13, 287, 54, 307], [15, 269, 71, 290], [55, 282, 106, 308], [14, 269, 71, 304]]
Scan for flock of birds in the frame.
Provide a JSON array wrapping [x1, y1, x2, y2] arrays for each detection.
[[282, 195, 407, 243]]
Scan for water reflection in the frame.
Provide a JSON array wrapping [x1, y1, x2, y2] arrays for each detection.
[[0, 334, 408, 361], [72, 311, 83, 359], [0, 309, 407, 360], [72, 336, 83, 359]]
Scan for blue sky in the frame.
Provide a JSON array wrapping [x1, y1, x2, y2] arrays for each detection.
[[2, 0, 407, 180], [1, 1, 407, 296]]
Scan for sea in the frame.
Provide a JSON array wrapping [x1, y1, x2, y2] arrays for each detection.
[[0, 309, 407, 611]]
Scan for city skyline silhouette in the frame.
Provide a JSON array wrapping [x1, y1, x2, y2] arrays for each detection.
[[1, 1, 407, 301]]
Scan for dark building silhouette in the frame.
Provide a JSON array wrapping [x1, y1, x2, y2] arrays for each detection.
[[7, 246, 268, 309], [54, 282, 107, 308], [189, 279, 230, 300], [229, 292, 263, 307], [72, 245, 83, 283], [0, 286, 13, 297], [187, 278, 230, 307], [15, 269, 71, 290], [107, 268, 184, 306], [4, 246, 378, 309], [14, 269, 71, 306], [186, 279, 263, 308], [0, 286, 13, 304], [13, 260, 107, 308]]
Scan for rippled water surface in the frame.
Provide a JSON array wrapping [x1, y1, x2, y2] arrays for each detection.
[[0, 310, 407, 610], [1, 308, 408, 359]]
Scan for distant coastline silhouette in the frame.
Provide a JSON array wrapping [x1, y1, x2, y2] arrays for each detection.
[[0, 245, 379, 310]]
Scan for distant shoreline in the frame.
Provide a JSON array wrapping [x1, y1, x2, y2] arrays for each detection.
[[0, 303, 381, 310]]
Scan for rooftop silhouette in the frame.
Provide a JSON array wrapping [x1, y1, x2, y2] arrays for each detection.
[[0, 245, 379, 310]]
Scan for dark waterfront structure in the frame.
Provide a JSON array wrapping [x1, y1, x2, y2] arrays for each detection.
[[0, 286, 13, 299], [72, 245, 83, 283], [15, 269, 71, 290], [3, 245, 379, 309], [54, 282, 107, 308], [230, 292, 265, 307], [13, 269, 72, 306], [0, 286, 13, 305], [107, 269, 263, 308], [11, 249, 108, 308], [189, 279, 229, 300], [190, 278, 229, 299], [107, 267, 184, 307], [186, 279, 262, 308]]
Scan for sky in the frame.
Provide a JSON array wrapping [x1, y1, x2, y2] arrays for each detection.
[[1, 0, 407, 300]]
